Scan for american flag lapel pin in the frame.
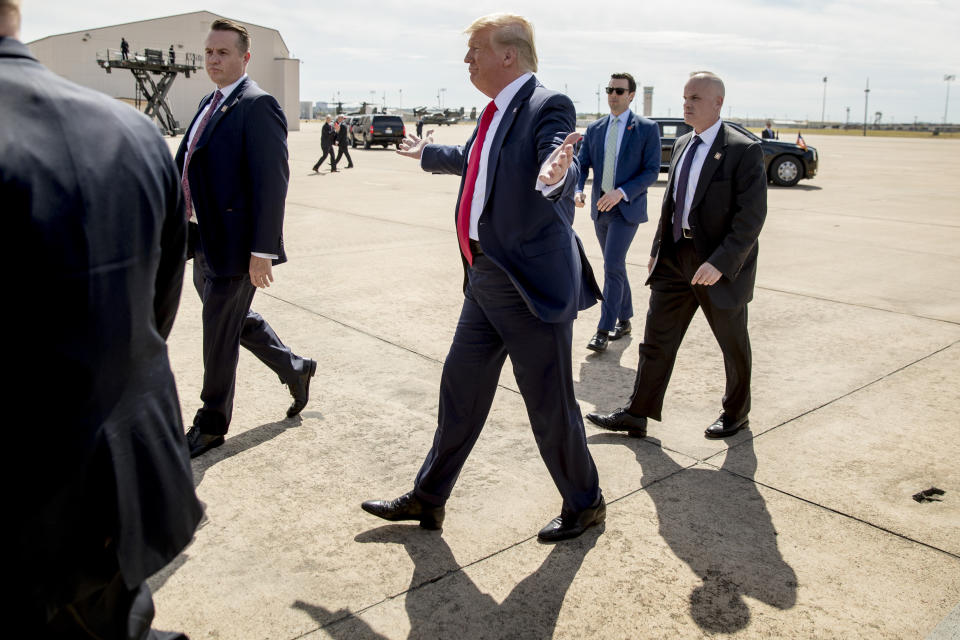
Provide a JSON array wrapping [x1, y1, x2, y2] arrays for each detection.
[[714, 152, 722, 160]]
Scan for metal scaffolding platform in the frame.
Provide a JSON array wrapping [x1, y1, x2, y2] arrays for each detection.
[[97, 48, 201, 136]]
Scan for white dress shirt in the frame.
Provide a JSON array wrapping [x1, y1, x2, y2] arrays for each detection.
[[672, 117, 722, 231]]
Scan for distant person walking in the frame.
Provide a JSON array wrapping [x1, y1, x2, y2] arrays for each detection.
[[120, 36, 129, 60], [168, 44, 175, 64], [761, 120, 776, 139], [416, 115, 424, 138], [312, 114, 338, 173], [334, 114, 354, 168]]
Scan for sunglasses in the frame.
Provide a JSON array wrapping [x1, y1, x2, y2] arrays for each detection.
[[605, 87, 629, 95]]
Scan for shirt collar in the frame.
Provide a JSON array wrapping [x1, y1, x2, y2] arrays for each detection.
[[694, 117, 723, 148], [493, 72, 533, 112], [212, 73, 248, 103], [610, 109, 630, 127]]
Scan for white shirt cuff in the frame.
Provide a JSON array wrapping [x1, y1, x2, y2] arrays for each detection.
[[252, 252, 278, 260]]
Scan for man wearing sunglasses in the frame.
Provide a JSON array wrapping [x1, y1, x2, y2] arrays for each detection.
[[576, 73, 661, 352]]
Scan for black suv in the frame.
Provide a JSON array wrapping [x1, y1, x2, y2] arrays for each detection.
[[351, 114, 405, 149], [652, 118, 818, 187]]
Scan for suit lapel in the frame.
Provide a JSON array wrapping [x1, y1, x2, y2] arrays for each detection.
[[690, 123, 727, 211], [483, 75, 537, 198], [195, 78, 249, 149], [665, 132, 692, 196], [613, 111, 636, 181], [593, 114, 612, 180]]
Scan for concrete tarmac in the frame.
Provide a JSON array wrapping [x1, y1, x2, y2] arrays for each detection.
[[154, 124, 960, 639]]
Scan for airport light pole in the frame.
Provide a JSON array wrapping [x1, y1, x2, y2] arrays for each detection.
[[863, 78, 870, 137], [439, 88, 447, 110], [945, 75, 956, 124], [821, 76, 827, 127]]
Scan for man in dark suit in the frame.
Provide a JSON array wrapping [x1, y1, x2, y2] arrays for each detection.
[[587, 71, 766, 439], [761, 120, 776, 139], [312, 114, 338, 173], [3, 1, 201, 636], [362, 13, 605, 542], [575, 72, 660, 352], [334, 114, 354, 168], [177, 19, 316, 458]]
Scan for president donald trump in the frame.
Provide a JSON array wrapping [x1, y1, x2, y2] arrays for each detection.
[[362, 13, 606, 542]]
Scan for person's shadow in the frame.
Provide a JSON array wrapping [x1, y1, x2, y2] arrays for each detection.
[[575, 336, 639, 412], [292, 524, 602, 638], [588, 432, 797, 633]]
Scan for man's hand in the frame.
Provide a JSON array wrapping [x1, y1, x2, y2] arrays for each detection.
[[574, 192, 586, 208], [597, 189, 624, 212], [249, 255, 274, 288], [538, 132, 582, 186], [691, 261, 722, 286], [397, 129, 435, 160]]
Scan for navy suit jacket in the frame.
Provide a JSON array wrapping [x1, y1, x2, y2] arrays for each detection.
[[576, 110, 661, 224], [176, 77, 289, 277], [421, 76, 600, 323], [3, 37, 201, 605], [650, 122, 767, 309]]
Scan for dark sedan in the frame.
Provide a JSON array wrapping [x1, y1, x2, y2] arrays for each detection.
[[651, 117, 818, 187]]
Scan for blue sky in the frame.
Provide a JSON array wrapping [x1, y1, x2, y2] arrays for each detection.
[[19, 0, 960, 123]]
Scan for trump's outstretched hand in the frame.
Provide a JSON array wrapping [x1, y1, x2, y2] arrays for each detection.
[[397, 130, 435, 160], [538, 132, 582, 186]]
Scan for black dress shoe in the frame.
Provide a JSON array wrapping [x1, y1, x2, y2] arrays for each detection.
[[585, 408, 647, 437], [587, 331, 609, 352], [185, 427, 225, 459], [287, 359, 317, 418], [538, 496, 606, 542], [361, 491, 444, 530], [704, 414, 749, 439], [609, 319, 632, 340]]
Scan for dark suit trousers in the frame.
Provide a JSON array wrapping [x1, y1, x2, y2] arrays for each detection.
[[313, 143, 337, 171], [628, 236, 751, 422], [413, 255, 601, 513], [593, 205, 639, 332], [335, 144, 352, 167], [192, 236, 304, 434]]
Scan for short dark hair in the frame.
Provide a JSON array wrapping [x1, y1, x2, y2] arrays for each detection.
[[210, 18, 250, 54], [610, 72, 636, 94]]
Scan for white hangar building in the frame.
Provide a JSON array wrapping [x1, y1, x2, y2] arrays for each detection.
[[27, 10, 301, 132]]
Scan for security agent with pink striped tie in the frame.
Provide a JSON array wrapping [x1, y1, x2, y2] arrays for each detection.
[[362, 13, 606, 542], [174, 19, 316, 458]]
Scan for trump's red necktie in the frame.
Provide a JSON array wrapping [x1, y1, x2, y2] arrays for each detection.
[[457, 100, 497, 265]]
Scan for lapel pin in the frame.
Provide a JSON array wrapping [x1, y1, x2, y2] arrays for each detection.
[[714, 152, 722, 160]]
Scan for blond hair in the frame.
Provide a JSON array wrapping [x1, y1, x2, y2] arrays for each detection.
[[465, 13, 538, 73]]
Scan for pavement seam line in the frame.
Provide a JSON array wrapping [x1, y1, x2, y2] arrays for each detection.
[[753, 286, 960, 326], [704, 461, 960, 561], [257, 292, 525, 398]]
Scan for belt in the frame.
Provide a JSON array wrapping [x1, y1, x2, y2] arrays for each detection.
[[469, 239, 484, 256], [682, 228, 693, 239]]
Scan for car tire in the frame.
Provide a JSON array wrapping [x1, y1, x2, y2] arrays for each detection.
[[396, 142, 401, 150], [770, 155, 802, 187], [364, 137, 371, 149], [352, 138, 357, 149]]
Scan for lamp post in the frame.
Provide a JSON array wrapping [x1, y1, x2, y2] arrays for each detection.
[[863, 78, 870, 137], [945, 75, 956, 125], [821, 76, 827, 127], [439, 87, 446, 110]]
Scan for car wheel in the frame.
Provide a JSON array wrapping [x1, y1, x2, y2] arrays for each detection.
[[770, 155, 801, 187], [382, 143, 389, 149], [396, 142, 401, 150], [364, 137, 371, 149], [352, 138, 357, 149]]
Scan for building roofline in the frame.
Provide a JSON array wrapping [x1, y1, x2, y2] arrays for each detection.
[[27, 10, 290, 54]]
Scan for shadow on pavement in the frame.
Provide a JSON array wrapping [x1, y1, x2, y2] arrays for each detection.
[[293, 524, 602, 638], [190, 416, 302, 487], [588, 433, 797, 633], [575, 335, 638, 412]]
